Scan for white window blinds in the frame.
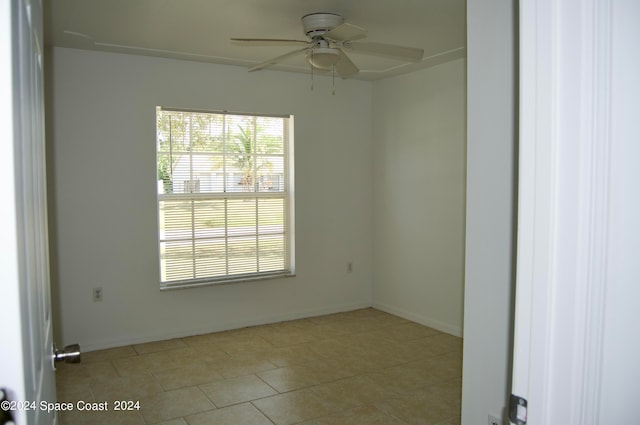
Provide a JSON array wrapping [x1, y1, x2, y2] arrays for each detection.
[[156, 107, 294, 288]]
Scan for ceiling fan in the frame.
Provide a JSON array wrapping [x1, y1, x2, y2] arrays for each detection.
[[231, 13, 424, 78]]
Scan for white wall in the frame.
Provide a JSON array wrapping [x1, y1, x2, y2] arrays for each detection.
[[461, 0, 517, 423], [47, 47, 374, 350], [371, 59, 466, 336]]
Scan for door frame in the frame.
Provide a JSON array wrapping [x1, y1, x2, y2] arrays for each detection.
[[0, 3, 30, 417], [511, 0, 618, 423]]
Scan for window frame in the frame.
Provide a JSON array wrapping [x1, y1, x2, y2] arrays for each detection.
[[156, 106, 295, 290]]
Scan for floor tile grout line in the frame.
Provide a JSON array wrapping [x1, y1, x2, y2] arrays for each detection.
[[254, 371, 282, 395], [249, 400, 278, 425]]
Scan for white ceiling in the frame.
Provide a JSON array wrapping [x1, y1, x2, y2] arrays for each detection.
[[44, 0, 466, 81]]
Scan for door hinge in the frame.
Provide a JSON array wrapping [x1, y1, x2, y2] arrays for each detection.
[[1, 388, 15, 425], [509, 394, 527, 425]]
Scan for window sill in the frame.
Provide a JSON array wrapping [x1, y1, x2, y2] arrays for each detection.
[[160, 272, 295, 291]]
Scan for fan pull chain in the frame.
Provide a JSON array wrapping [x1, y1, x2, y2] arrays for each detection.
[[310, 50, 314, 91], [332, 66, 336, 96]]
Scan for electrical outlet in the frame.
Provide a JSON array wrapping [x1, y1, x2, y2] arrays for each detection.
[[347, 262, 353, 273], [93, 287, 103, 302], [488, 414, 502, 425]]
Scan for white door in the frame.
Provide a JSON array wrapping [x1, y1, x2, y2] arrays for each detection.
[[0, 0, 57, 424], [511, 0, 640, 423]]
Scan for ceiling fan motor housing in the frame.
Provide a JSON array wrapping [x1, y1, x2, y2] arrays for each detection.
[[301, 13, 344, 38]]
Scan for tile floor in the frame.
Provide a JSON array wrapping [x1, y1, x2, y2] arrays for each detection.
[[56, 308, 462, 425]]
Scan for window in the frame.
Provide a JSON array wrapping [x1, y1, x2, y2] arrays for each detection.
[[156, 107, 294, 289]]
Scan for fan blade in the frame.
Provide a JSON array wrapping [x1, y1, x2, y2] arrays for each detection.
[[335, 49, 359, 78], [324, 23, 367, 42], [231, 38, 310, 47], [248, 47, 309, 72], [345, 41, 424, 62]]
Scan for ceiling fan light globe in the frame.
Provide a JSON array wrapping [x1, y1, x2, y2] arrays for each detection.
[[306, 47, 340, 70]]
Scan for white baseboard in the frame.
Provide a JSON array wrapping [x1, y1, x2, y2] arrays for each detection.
[[372, 301, 463, 337], [78, 301, 373, 352]]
